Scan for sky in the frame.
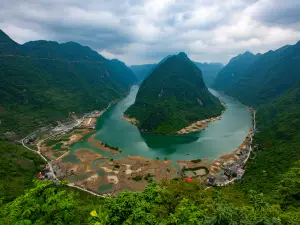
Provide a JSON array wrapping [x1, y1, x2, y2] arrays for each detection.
[[1, 0, 300, 65]]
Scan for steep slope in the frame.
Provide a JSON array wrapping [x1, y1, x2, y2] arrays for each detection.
[[0, 29, 22, 54], [233, 81, 300, 207], [0, 29, 137, 138], [124, 52, 224, 134], [213, 51, 260, 91], [225, 43, 299, 106], [0, 141, 45, 204], [193, 62, 223, 87]]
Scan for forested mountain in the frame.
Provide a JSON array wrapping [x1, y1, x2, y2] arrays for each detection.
[[193, 62, 223, 87], [125, 52, 224, 134], [213, 51, 260, 91], [0, 29, 137, 139], [0, 29, 21, 54], [211, 42, 300, 222], [222, 43, 299, 106], [130, 60, 223, 86]]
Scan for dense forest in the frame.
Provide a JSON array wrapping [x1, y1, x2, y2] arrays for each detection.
[[0, 29, 137, 140], [125, 52, 224, 134]]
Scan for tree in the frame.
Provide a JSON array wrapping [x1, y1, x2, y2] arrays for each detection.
[[0, 180, 76, 225]]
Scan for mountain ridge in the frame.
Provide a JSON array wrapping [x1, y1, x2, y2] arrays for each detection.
[[0, 29, 137, 139]]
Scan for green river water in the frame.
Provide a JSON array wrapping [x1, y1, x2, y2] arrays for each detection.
[[65, 85, 252, 163]]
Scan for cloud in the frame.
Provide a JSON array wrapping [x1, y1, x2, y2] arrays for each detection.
[[1, 0, 300, 65]]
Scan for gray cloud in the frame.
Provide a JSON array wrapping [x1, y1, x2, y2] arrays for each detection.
[[1, 0, 300, 65], [252, 0, 300, 25]]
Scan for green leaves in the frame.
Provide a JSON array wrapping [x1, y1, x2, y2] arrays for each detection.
[[0, 180, 76, 225], [91, 210, 98, 217]]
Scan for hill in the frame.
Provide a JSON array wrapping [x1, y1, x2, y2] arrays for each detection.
[[124, 52, 224, 134], [193, 62, 223, 87], [0, 29, 137, 139]]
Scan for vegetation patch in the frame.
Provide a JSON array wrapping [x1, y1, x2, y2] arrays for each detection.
[[103, 142, 121, 151], [191, 159, 202, 163], [51, 143, 64, 151], [45, 139, 62, 146], [133, 175, 143, 181]]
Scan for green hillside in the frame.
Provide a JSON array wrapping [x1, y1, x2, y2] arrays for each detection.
[[225, 43, 300, 106], [0, 29, 137, 139], [213, 42, 300, 107], [0, 142, 45, 205], [213, 51, 260, 91], [125, 52, 224, 134], [234, 81, 300, 196]]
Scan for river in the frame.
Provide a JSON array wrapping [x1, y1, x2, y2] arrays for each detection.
[[66, 85, 252, 162]]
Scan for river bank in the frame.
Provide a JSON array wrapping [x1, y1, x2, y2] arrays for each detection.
[[122, 115, 139, 126]]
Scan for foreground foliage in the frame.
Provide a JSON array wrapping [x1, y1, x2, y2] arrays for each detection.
[[2, 179, 299, 225], [0, 142, 44, 205]]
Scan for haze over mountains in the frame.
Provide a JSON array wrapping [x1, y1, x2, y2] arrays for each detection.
[[130, 60, 223, 87], [0, 29, 137, 138], [125, 52, 224, 134]]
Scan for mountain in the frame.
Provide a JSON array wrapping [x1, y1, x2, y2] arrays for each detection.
[[124, 52, 224, 134], [0, 29, 22, 55], [213, 51, 260, 91], [130, 64, 156, 82], [213, 42, 300, 106], [211, 42, 300, 211], [224, 44, 299, 106], [193, 62, 223, 87], [0, 29, 137, 138]]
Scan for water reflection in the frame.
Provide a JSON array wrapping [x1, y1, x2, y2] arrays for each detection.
[[140, 132, 200, 149]]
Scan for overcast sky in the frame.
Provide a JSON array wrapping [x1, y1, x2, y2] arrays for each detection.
[[1, 0, 300, 65]]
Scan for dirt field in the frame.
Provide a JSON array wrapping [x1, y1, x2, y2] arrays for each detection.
[[40, 129, 91, 160]]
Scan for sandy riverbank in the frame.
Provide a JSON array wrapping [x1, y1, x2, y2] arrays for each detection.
[[122, 115, 139, 126], [176, 109, 225, 134]]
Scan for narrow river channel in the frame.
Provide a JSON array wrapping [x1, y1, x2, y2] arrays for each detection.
[[66, 85, 252, 162]]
